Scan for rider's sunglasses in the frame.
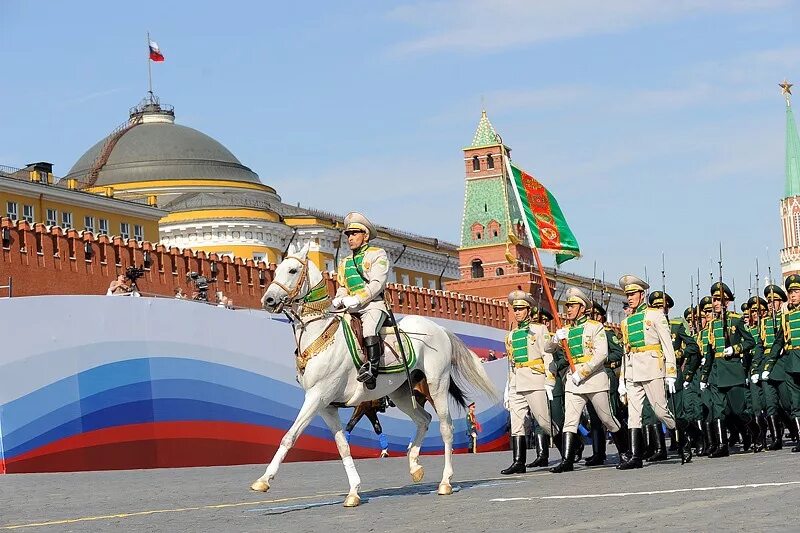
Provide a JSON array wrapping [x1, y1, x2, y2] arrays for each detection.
[[344, 230, 365, 236]]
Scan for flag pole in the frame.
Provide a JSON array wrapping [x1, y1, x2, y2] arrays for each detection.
[[502, 150, 575, 373], [146, 32, 153, 100]]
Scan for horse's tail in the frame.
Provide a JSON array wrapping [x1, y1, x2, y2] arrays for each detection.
[[445, 329, 499, 408]]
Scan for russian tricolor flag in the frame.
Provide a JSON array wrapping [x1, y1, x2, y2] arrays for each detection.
[[149, 40, 165, 62]]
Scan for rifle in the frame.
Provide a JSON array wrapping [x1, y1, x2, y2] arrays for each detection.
[[754, 260, 761, 333], [696, 268, 702, 332], [590, 261, 597, 316], [718, 243, 731, 348], [767, 262, 778, 338], [661, 252, 667, 315], [690, 274, 695, 334]]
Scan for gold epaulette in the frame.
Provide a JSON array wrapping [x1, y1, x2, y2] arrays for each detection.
[[729, 312, 741, 318]]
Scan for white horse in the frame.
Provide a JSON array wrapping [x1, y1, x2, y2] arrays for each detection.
[[250, 243, 497, 506]]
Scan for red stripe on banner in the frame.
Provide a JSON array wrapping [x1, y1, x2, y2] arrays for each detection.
[[149, 50, 164, 62], [519, 170, 562, 250]]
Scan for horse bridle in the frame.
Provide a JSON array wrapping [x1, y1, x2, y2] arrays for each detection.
[[270, 254, 309, 313]]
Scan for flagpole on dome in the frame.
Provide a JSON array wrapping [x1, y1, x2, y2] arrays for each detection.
[[501, 145, 576, 373], [147, 32, 154, 102]]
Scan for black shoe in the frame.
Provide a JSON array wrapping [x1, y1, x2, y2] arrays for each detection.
[[668, 429, 678, 451], [677, 426, 692, 464], [767, 415, 783, 451], [645, 425, 667, 462], [793, 419, 800, 453], [527, 433, 550, 468], [358, 336, 382, 389], [705, 420, 719, 456], [617, 428, 643, 470], [708, 419, 730, 458], [550, 432, 577, 473], [501, 436, 527, 475], [584, 426, 607, 466]]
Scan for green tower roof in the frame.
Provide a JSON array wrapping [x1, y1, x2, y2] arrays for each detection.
[[470, 110, 500, 148], [786, 99, 800, 198]]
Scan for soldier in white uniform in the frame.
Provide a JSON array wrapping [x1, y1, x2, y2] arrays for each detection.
[[617, 275, 678, 470], [501, 290, 560, 475], [549, 287, 629, 473], [332, 212, 391, 390]]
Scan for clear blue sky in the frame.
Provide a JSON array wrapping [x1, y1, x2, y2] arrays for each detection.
[[2, 1, 799, 311]]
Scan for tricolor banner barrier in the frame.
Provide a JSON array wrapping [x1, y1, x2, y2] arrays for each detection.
[[0, 296, 509, 473]]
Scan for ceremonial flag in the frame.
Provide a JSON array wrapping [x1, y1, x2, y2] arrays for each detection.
[[506, 159, 580, 265], [149, 40, 165, 62]]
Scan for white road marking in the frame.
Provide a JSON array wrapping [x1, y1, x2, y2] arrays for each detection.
[[490, 481, 800, 502]]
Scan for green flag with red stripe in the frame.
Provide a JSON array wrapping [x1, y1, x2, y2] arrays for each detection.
[[507, 160, 580, 265]]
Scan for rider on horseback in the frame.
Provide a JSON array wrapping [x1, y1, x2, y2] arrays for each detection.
[[332, 212, 390, 390]]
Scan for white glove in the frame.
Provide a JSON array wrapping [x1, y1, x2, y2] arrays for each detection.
[[545, 383, 554, 401], [617, 380, 627, 398], [665, 377, 676, 394], [761, 370, 770, 381], [571, 372, 582, 386], [683, 381, 690, 389], [503, 382, 510, 410], [750, 374, 759, 384], [700, 357, 706, 366], [554, 327, 569, 341], [342, 295, 360, 309], [700, 381, 708, 391], [723, 346, 734, 357], [331, 296, 345, 309]]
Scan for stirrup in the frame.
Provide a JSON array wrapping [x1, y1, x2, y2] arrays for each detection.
[[356, 362, 374, 383]]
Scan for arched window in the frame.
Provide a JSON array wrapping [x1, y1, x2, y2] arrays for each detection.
[[495, 267, 504, 276], [472, 155, 480, 171], [487, 153, 494, 169], [471, 222, 484, 240], [471, 259, 484, 279]]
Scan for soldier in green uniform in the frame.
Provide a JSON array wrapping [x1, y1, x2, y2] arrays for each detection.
[[692, 296, 715, 455], [682, 305, 704, 453], [759, 284, 792, 450], [699, 282, 759, 458], [649, 290, 699, 463], [583, 301, 628, 466], [746, 296, 768, 453], [762, 275, 800, 452]]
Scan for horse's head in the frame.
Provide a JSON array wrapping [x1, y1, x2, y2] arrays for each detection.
[[262, 242, 313, 313]]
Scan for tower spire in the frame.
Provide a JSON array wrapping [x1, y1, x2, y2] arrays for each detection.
[[783, 80, 800, 198], [470, 110, 500, 148]]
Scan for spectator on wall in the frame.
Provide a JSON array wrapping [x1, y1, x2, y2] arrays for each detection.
[[107, 274, 132, 296], [174, 287, 185, 299]]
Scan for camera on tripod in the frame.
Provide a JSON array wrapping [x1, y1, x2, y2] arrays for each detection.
[[186, 271, 210, 301], [125, 266, 145, 294]]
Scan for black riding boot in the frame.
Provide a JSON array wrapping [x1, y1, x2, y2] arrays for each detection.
[[708, 419, 729, 458], [527, 433, 550, 468], [617, 428, 643, 470], [585, 426, 607, 466], [751, 416, 765, 453], [793, 419, 800, 453], [645, 425, 667, 462], [358, 336, 382, 389], [766, 415, 782, 450], [552, 431, 564, 458], [501, 436, 527, 475], [695, 420, 708, 456], [676, 425, 692, 464], [611, 427, 631, 464], [739, 419, 753, 452], [550, 432, 577, 473], [668, 428, 678, 451]]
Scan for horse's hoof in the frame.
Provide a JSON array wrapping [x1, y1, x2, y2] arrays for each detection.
[[250, 479, 270, 492], [437, 483, 453, 496], [343, 494, 361, 507], [410, 466, 424, 483]]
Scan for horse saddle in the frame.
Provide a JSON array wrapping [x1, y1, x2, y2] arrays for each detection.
[[343, 314, 415, 374]]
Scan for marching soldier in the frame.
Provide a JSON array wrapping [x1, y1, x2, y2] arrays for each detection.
[[699, 282, 758, 457], [501, 290, 560, 474], [583, 301, 628, 466], [333, 212, 390, 390], [682, 305, 705, 453], [762, 275, 800, 452], [746, 296, 769, 452], [617, 275, 679, 470], [760, 284, 792, 450], [549, 287, 629, 473], [649, 290, 698, 463]]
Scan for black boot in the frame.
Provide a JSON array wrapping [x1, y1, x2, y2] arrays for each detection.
[[767, 415, 783, 451], [357, 336, 382, 389], [695, 420, 708, 456], [611, 427, 631, 464], [642, 424, 655, 459], [550, 432, 577, 473], [739, 419, 753, 452], [708, 419, 729, 458], [501, 436, 527, 475], [705, 420, 718, 456], [617, 428, 643, 470], [527, 433, 550, 468], [585, 426, 607, 466], [553, 431, 564, 458], [668, 429, 678, 451], [645, 425, 667, 462], [793, 419, 800, 453], [676, 426, 692, 464], [575, 434, 585, 461], [751, 416, 765, 454]]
